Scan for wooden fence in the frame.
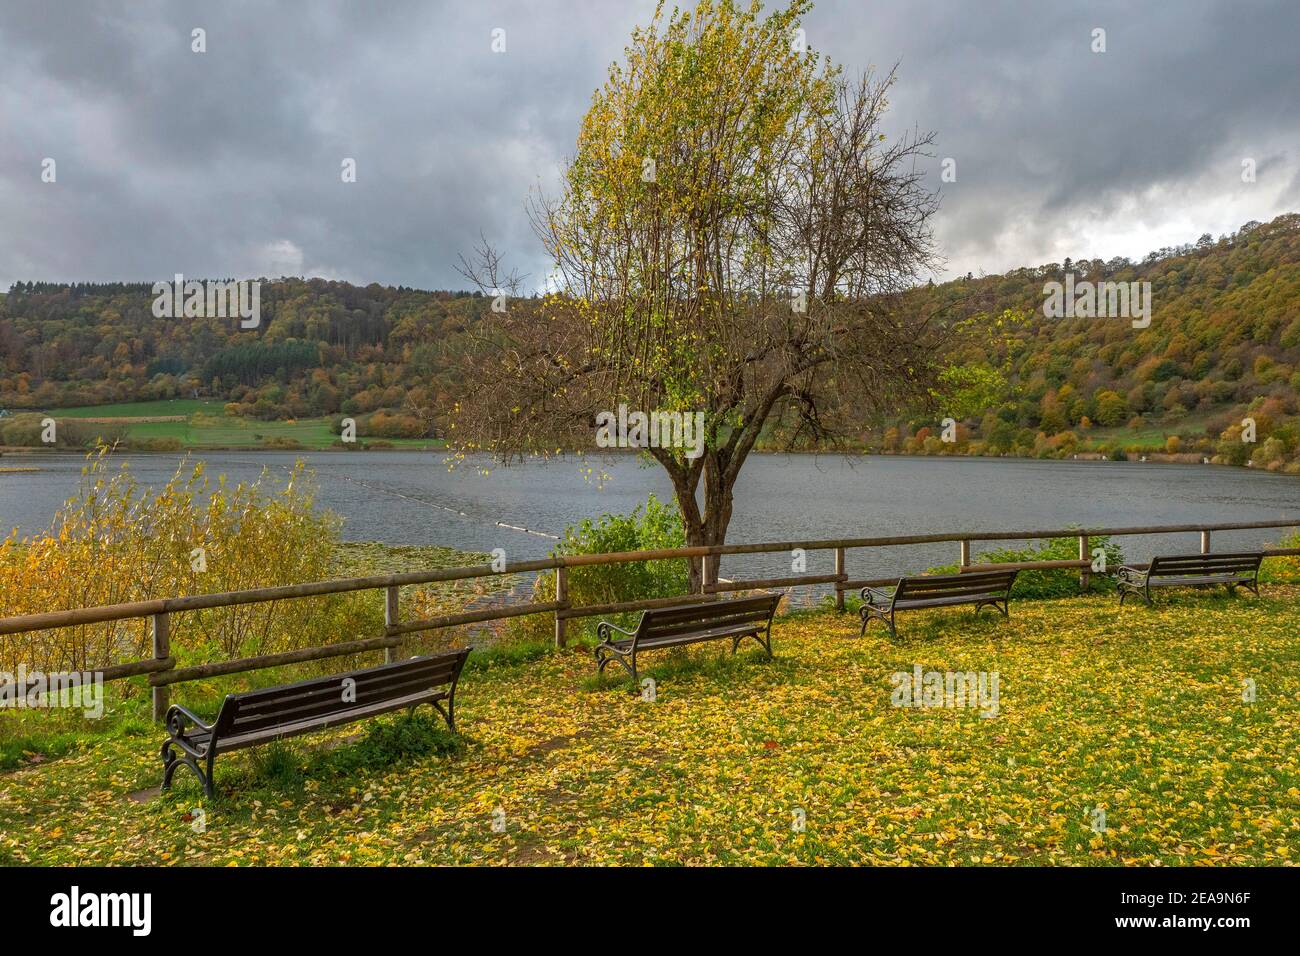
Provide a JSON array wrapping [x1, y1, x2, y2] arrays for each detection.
[[2, 518, 1298, 721]]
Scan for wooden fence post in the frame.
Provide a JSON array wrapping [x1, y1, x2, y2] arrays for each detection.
[[1200, 530, 1211, 553], [151, 612, 170, 722], [1078, 534, 1090, 592], [383, 585, 400, 662], [834, 547, 846, 611], [959, 540, 971, 568], [554, 566, 568, 647]]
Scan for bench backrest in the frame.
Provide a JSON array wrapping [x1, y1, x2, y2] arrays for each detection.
[[896, 569, 1019, 603], [213, 649, 470, 738], [635, 593, 782, 645], [1148, 552, 1263, 578]]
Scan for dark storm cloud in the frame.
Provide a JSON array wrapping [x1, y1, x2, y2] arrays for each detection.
[[2, 0, 1297, 290]]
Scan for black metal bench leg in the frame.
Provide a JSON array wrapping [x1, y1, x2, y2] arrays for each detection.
[[596, 645, 638, 689], [862, 612, 895, 637], [735, 629, 771, 657], [860, 608, 888, 636], [431, 699, 455, 732], [1126, 587, 1151, 606], [595, 644, 632, 680], [730, 631, 772, 658], [160, 741, 178, 789], [974, 599, 1010, 619], [160, 745, 215, 799]]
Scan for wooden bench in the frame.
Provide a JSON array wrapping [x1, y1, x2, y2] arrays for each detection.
[[594, 593, 782, 689], [859, 569, 1019, 637], [160, 649, 470, 798], [1117, 552, 1263, 606]]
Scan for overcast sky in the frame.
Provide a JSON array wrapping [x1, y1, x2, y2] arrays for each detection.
[[2, 0, 1297, 292]]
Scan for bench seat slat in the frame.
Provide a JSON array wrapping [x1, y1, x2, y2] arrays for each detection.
[[892, 592, 1007, 610], [1148, 568, 1259, 578], [646, 595, 774, 616], [609, 620, 765, 651], [1154, 554, 1263, 561], [1142, 555, 1262, 575], [1150, 561, 1260, 572], [895, 582, 1013, 600], [1154, 556, 1260, 564], [905, 572, 1015, 589], [641, 611, 776, 642], [232, 658, 459, 709], [232, 659, 460, 702], [229, 671, 457, 732], [637, 606, 769, 634], [1147, 573, 1254, 586], [232, 667, 461, 721], [214, 690, 447, 753]]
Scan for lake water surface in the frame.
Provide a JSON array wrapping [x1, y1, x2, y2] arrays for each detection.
[[3, 451, 1300, 591]]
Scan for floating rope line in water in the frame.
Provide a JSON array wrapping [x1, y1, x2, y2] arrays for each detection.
[[174, 456, 561, 541], [332, 473, 561, 540]]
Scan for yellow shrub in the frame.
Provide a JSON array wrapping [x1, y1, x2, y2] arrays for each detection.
[[0, 447, 376, 674]]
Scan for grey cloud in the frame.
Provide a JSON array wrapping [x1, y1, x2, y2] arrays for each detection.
[[2, 0, 1297, 290]]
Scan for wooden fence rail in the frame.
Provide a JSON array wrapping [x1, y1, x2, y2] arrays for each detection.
[[3, 517, 1299, 721]]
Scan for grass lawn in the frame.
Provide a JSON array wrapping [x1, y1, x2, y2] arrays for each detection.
[[41, 399, 443, 450], [1, 588, 1298, 866]]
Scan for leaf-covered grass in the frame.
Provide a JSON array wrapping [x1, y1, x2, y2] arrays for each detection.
[[2, 588, 1298, 865]]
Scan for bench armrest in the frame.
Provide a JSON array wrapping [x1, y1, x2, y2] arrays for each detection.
[[165, 704, 214, 736], [859, 585, 894, 608], [596, 620, 638, 644], [1116, 565, 1147, 582]]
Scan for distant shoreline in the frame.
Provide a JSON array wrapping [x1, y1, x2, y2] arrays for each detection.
[[2, 443, 1294, 479], [0, 443, 441, 455]]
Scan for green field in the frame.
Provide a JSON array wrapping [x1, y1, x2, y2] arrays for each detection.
[[42, 399, 442, 451], [46, 398, 212, 419]]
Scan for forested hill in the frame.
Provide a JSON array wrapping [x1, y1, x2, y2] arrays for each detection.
[[2, 213, 1298, 464], [894, 212, 1300, 467], [0, 279, 494, 436]]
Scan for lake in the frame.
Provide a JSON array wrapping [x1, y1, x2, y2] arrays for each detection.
[[3, 451, 1299, 597]]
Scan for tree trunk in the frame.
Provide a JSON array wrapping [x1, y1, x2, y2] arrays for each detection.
[[674, 454, 735, 594]]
